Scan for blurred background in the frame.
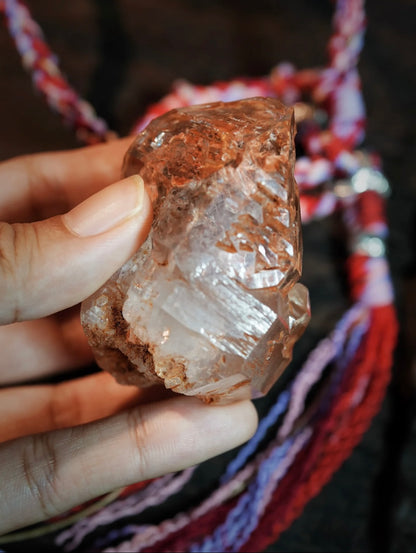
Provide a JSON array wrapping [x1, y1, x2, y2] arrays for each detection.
[[0, 1, 415, 551]]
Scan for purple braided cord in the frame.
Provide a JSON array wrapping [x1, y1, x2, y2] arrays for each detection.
[[192, 428, 312, 552], [220, 389, 291, 484], [100, 462, 258, 552], [315, 307, 370, 422], [93, 524, 152, 550], [57, 469, 195, 551], [278, 303, 366, 440], [339, 309, 370, 370]]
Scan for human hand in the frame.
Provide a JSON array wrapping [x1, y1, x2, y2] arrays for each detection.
[[0, 140, 258, 535]]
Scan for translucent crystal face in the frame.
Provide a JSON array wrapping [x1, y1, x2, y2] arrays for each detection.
[[81, 98, 310, 403]]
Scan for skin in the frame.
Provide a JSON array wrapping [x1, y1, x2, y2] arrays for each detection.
[[0, 139, 258, 535]]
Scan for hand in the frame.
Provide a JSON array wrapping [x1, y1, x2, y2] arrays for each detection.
[[0, 140, 258, 535]]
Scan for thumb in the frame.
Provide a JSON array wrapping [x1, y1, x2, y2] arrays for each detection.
[[0, 175, 152, 324]]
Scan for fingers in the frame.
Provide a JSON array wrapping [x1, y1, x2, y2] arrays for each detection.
[[0, 397, 258, 534], [0, 137, 133, 223], [0, 175, 152, 324], [0, 309, 92, 385], [0, 372, 172, 442]]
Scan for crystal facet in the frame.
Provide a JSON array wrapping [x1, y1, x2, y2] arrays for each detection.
[[81, 98, 310, 403]]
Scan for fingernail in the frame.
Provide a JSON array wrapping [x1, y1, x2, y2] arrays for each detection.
[[63, 175, 145, 237]]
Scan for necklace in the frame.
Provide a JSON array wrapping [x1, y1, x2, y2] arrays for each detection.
[[0, 1, 398, 551]]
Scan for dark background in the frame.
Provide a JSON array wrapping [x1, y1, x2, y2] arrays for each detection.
[[0, 1, 415, 551]]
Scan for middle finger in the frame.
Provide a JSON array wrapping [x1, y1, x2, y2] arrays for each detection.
[[0, 307, 92, 385]]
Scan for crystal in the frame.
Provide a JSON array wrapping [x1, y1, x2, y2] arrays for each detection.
[[81, 98, 310, 403]]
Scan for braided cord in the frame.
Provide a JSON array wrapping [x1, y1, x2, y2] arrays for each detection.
[[0, 0, 112, 144]]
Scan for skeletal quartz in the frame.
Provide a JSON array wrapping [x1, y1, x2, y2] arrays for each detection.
[[81, 97, 310, 403]]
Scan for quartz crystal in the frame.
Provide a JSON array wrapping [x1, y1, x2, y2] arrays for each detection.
[[81, 98, 310, 403]]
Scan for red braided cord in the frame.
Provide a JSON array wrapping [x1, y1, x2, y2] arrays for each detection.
[[0, 0, 112, 144], [347, 255, 369, 300], [356, 190, 387, 229]]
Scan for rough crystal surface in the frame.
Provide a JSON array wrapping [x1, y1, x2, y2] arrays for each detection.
[[81, 97, 310, 403]]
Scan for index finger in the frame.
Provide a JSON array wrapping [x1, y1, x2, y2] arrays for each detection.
[[0, 137, 134, 223]]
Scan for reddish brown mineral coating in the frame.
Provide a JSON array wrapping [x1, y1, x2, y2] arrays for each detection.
[[123, 98, 295, 212]]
